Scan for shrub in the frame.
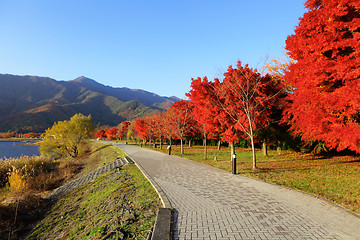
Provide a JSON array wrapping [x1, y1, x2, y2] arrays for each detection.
[[8, 167, 27, 193], [0, 156, 56, 189]]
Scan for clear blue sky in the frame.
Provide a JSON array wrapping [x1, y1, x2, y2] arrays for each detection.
[[0, 1, 306, 99]]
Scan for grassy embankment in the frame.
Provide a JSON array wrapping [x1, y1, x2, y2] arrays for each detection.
[[0, 141, 161, 239], [133, 141, 360, 215]]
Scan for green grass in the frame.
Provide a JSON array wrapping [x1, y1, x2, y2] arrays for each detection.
[[13, 142, 161, 240], [77, 141, 125, 176], [27, 163, 161, 240], [143, 143, 360, 214]]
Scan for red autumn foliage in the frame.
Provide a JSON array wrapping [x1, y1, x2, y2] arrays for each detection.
[[135, 119, 149, 141], [163, 110, 177, 143], [151, 112, 167, 148], [167, 100, 196, 154], [188, 61, 282, 169], [105, 127, 118, 140], [128, 120, 139, 140], [285, 0, 360, 152], [118, 121, 130, 139], [187, 77, 222, 140], [94, 129, 107, 139], [0, 132, 16, 138], [23, 132, 41, 138]]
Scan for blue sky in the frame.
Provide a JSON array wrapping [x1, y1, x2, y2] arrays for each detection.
[[0, 1, 306, 99]]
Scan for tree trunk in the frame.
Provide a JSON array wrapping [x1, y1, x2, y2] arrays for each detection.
[[262, 141, 268, 156], [250, 136, 257, 170], [218, 140, 221, 151], [204, 137, 207, 159], [160, 138, 162, 149], [180, 138, 184, 154], [189, 139, 191, 147]]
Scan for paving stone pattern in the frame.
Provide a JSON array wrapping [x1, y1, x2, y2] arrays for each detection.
[[116, 144, 360, 240], [47, 157, 133, 199]]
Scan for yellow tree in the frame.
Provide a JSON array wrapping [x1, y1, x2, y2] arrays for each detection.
[[267, 54, 293, 89], [40, 114, 94, 158]]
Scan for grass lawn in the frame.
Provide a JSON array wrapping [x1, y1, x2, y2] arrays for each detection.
[[135, 142, 360, 214]]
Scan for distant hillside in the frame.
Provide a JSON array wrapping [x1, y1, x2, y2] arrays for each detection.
[[0, 74, 180, 133]]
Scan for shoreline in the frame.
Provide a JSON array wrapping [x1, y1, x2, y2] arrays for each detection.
[[0, 138, 42, 143]]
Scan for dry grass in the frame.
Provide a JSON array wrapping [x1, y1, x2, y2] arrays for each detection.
[[0, 154, 83, 239], [0, 156, 58, 195]]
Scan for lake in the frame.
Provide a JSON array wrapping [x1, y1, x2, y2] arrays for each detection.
[[0, 141, 40, 159]]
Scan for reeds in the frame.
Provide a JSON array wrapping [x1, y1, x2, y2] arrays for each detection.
[[0, 156, 56, 194]]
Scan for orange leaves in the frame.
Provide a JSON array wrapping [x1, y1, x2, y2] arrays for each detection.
[[94, 129, 106, 139], [0, 132, 16, 138], [135, 119, 147, 141], [105, 127, 118, 140], [188, 61, 283, 145], [23, 132, 41, 138], [285, 0, 360, 153], [94, 121, 131, 140]]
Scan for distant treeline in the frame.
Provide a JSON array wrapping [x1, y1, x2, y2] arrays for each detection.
[[0, 132, 41, 138]]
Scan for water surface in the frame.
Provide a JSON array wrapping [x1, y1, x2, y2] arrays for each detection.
[[0, 141, 40, 159]]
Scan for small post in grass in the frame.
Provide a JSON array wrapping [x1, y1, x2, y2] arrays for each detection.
[[167, 145, 171, 155], [232, 154, 236, 174]]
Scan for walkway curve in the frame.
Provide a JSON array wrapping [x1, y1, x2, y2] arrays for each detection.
[[114, 144, 360, 240]]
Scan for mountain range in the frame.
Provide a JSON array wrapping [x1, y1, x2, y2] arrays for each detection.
[[0, 74, 180, 133]]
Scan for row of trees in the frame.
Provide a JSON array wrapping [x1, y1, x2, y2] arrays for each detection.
[[100, 0, 360, 170], [94, 121, 131, 141], [118, 62, 284, 171], [0, 132, 41, 138], [43, 0, 360, 171], [93, 102, 199, 154], [0, 132, 17, 138]]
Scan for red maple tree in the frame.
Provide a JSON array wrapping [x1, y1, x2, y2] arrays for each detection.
[[118, 121, 130, 140], [285, 0, 360, 152], [105, 127, 118, 140], [94, 129, 107, 139], [135, 119, 149, 144], [167, 100, 195, 154], [128, 120, 139, 142], [163, 109, 178, 146], [152, 112, 167, 149], [188, 61, 282, 170], [187, 77, 222, 159]]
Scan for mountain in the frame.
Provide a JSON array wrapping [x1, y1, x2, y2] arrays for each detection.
[[0, 74, 181, 133]]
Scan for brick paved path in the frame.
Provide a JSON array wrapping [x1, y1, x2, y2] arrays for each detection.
[[115, 144, 360, 240]]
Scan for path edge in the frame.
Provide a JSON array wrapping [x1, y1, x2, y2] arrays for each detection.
[[121, 150, 173, 240], [123, 153, 172, 208]]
